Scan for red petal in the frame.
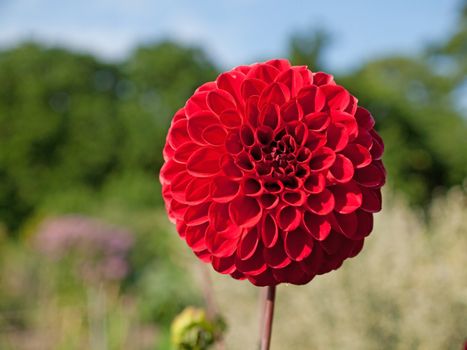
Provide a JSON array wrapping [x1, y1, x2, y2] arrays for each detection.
[[306, 189, 335, 215], [185, 177, 211, 204], [281, 99, 303, 122], [355, 107, 375, 130], [194, 249, 212, 263], [243, 178, 263, 196], [186, 148, 221, 177], [355, 210, 374, 238], [369, 129, 384, 160], [266, 58, 291, 71], [247, 63, 280, 83], [219, 109, 242, 128], [185, 223, 208, 252], [259, 103, 280, 130], [309, 147, 336, 172], [202, 125, 227, 146], [225, 130, 243, 154], [205, 224, 241, 257], [212, 254, 237, 274], [277, 206, 302, 231], [212, 177, 240, 202], [235, 245, 267, 275], [229, 196, 262, 228], [328, 154, 354, 183], [168, 119, 191, 149], [276, 68, 304, 96], [355, 162, 386, 188], [261, 213, 279, 248], [320, 84, 350, 111], [342, 143, 372, 169], [331, 111, 358, 140], [297, 85, 325, 114], [263, 239, 292, 268], [187, 111, 219, 144], [333, 181, 363, 214], [217, 71, 245, 106], [240, 124, 255, 146], [237, 227, 260, 260], [360, 187, 382, 213], [281, 191, 306, 206], [173, 142, 197, 163], [326, 123, 349, 152], [334, 212, 358, 239], [304, 112, 330, 131], [185, 91, 209, 117], [207, 89, 236, 115], [284, 227, 314, 261], [247, 268, 276, 286], [304, 173, 325, 194], [272, 263, 310, 285], [241, 78, 268, 99], [258, 82, 290, 108], [184, 202, 211, 226], [259, 193, 279, 210], [313, 72, 334, 86], [208, 202, 230, 231], [302, 211, 331, 241], [159, 159, 185, 184]]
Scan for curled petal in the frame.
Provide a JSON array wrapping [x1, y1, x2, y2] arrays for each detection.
[[284, 227, 314, 261], [186, 148, 221, 177], [326, 123, 349, 152], [355, 162, 386, 188], [237, 227, 260, 260], [229, 196, 262, 228], [202, 125, 227, 146], [277, 205, 302, 231], [342, 143, 372, 168], [184, 202, 211, 226], [355, 107, 375, 130], [212, 254, 236, 274], [304, 112, 330, 131], [306, 189, 335, 215], [185, 223, 208, 252], [360, 187, 382, 213], [303, 211, 331, 241], [212, 177, 240, 202], [207, 89, 236, 115], [320, 84, 350, 110], [264, 238, 292, 268], [304, 173, 325, 194], [261, 213, 279, 248], [297, 85, 326, 114], [328, 154, 354, 183], [333, 181, 363, 214], [217, 70, 245, 106], [187, 111, 219, 144], [309, 147, 336, 172]]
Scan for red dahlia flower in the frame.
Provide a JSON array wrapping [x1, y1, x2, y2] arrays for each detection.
[[160, 59, 385, 286]]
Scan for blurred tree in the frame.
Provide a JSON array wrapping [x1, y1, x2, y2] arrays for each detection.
[[288, 28, 331, 71], [117, 41, 218, 170], [0, 41, 219, 232], [0, 43, 122, 231]]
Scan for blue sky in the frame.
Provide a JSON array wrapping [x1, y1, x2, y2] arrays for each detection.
[[0, 0, 461, 72]]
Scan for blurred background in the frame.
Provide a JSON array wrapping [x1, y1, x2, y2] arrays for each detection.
[[0, 0, 466, 349]]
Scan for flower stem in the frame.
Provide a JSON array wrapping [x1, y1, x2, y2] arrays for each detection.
[[260, 285, 276, 350]]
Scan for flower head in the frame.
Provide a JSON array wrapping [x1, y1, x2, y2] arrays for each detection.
[[160, 59, 385, 286]]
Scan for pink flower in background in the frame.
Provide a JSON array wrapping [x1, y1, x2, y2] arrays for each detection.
[[35, 215, 134, 282], [160, 59, 385, 286]]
